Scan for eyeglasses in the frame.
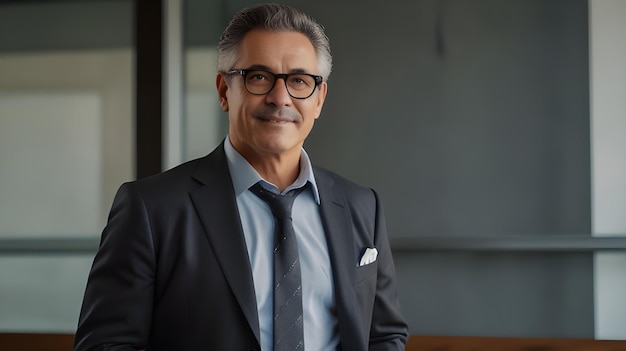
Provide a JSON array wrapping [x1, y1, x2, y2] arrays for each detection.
[[226, 69, 323, 99]]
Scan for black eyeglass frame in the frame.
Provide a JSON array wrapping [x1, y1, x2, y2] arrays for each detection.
[[226, 69, 324, 100]]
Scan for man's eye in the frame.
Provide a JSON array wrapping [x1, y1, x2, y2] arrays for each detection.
[[289, 75, 312, 87]]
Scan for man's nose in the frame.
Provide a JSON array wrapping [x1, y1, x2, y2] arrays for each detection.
[[265, 78, 292, 105]]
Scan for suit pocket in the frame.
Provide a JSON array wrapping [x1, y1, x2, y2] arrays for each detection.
[[355, 261, 377, 324], [356, 260, 377, 285]]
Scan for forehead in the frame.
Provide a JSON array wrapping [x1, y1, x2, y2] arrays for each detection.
[[236, 29, 319, 72]]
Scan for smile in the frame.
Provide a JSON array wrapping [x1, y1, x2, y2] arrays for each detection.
[[256, 115, 294, 123]]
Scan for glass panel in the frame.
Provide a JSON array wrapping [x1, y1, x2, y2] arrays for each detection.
[[184, 48, 223, 160], [0, 92, 102, 238], [0, 0, 133, 332], [182, 0, 225, 161], [0, 255, 94, 332], [0, 2, 134, 239]]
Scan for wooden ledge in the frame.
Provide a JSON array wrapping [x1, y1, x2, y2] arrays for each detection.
[[1, 333, 625, 350], [406, 335, 626, 351], [0, 333, 74, 351]]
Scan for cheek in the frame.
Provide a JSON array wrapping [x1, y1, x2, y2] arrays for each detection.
[[301, 113, 317, 134], [303, 102, 323, 122], [225, 83, 249, 108], [227, 101, 246, 128], [228, 95, 250, 117], [312, 100, 324, 119]]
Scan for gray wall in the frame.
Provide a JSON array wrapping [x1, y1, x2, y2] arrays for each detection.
[[284, 0, 591, 337], [306, 0, 590, 238]]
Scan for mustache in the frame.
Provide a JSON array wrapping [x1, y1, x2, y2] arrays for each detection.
[[252, 106, 301, 122]]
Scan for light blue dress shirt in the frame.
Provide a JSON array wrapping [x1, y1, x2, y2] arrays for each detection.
[[224, 136, 339, 351]]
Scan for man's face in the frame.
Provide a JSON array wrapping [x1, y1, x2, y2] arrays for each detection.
[[217, 29, 327, 162]]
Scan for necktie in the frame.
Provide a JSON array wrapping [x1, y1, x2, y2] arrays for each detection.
[[250, 183, 305, 351]]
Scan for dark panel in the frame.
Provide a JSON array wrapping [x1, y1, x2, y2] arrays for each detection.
[[135, 0, 162, 178]]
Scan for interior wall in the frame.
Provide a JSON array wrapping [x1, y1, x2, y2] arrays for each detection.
[[303, 0, 590, 239], [300, 0, 592, 337]]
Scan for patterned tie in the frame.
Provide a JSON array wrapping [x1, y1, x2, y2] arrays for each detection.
[[250, 183, 305, 351]]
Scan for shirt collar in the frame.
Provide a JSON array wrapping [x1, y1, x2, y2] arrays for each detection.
[[224, 135, 321, 204]]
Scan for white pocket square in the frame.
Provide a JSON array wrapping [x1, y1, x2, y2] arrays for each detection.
[[359, 247, 378, 266]]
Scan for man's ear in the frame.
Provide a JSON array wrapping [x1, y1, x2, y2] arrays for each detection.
[[216, 73, 229, 112], [314, 81, 328, 119]]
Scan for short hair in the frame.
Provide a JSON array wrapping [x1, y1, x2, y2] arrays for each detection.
[[217, 3, 332, 81]]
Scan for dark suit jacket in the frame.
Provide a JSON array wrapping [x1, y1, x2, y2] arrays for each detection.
[[74, 142, 408, 351]]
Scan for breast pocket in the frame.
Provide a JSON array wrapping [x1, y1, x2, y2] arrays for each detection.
[[356, 260, 378, 285], [355, 261, 377, 323]]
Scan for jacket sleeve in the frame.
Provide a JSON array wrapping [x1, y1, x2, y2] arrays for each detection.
[[369, 189, 409, 350], [74, 183, 155, 351]]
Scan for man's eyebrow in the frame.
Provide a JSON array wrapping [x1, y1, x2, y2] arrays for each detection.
[[245, 64, 271, 71], [289, 68, 309, 74], [244, 65, 313, 74]]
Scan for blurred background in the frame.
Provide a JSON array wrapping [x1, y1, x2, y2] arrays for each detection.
[[0, 0, 624, 339]]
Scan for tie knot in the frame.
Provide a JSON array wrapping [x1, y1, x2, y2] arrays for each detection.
[[249, 183, 304, 220]]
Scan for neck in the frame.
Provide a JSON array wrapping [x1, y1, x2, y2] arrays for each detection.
[[254, 157, 300, 192], [232, 143, 302, 192]]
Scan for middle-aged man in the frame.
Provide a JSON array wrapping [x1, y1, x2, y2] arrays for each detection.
[[74, 3, 408, 350]]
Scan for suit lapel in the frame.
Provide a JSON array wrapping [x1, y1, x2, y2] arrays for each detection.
[[315, 169, 361, 350], [189, 144, 260, 344]]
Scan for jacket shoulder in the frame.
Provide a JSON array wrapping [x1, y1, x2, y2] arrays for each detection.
[[127, 143, 228, 194], [313, 166, 377, 203]]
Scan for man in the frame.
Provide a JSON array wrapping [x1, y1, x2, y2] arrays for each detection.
[[74, 3, 408, 350]]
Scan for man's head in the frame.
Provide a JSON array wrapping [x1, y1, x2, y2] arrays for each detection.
[[217, 3, 332, 81], [216, 4, 331, 167]]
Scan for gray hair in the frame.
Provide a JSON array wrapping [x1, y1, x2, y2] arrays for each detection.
[[217, 3, 332, 81]]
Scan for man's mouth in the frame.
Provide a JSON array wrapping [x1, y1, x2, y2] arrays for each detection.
[[252, 107, 300, 123], [256, 115, 294, 123]]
